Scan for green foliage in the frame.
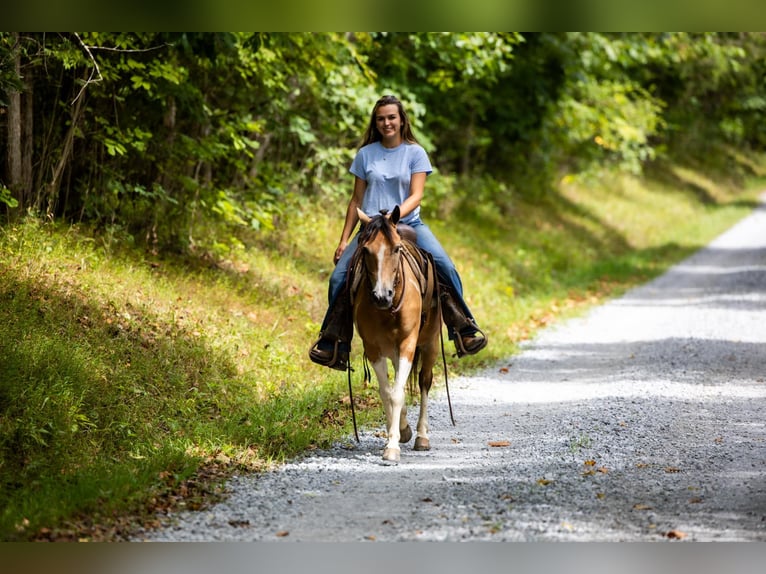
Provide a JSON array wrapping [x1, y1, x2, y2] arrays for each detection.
[[0, 185, 18, 209], [1, 33, 381, 248], [3, 32, 766, 230]]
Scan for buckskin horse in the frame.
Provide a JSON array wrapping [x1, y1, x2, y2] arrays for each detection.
[[351, 206, 442, 463]]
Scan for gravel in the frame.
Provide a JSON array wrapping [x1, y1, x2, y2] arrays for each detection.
[[134, 196, 766, 542]]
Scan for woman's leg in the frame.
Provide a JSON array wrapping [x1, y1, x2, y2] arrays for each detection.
[[309, 234, 359, 370], [411, 222, 473, 320], [411, 222, 487, 356], [323, 234, 359, 328]]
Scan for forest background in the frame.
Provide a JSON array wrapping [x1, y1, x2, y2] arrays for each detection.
[[2, 32, 766, 541]]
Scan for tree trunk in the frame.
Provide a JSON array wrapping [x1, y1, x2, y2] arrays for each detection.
[[40, 71, 87, 217], [21, 68, 33, 205], [6, 32, 23, 214]]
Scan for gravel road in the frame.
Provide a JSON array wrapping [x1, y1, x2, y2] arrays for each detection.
[[135, 195, 766, 542]]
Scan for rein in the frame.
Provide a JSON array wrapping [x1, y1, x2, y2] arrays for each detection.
[[389, 254, 407, 314], [437, 290, 456, 426]]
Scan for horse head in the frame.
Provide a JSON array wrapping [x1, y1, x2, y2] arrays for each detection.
[[356, 206, 403, 310]]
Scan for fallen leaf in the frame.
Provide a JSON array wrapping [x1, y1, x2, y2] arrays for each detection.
[[365, 535, 377, 541], [636, 463, 650, 468], [689, 497, 703, 504], [537, 478, 551, 486], [584, 460, 596, 466], [276, 530, 289, 537], [499, 367, 509, 373], [665, 530, 686, 540], [714, 437, 723, 444], [581, 469, 596, 476], [632, 503, 652, 511], [596, 492, 606, 499], [597, 466, 609, 474], [451, 437, 461, 444], [488, 440, 510, 447], [664, 467, 681, 473]]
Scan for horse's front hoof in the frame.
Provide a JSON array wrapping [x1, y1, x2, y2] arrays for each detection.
[[382, 447, 401, 463], [414, 437, 430, 451], [399, 425, 413, 443]]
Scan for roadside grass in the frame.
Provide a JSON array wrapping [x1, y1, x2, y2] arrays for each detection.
[[0, 155, 763, 540]]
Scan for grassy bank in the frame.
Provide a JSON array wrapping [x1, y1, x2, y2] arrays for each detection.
[[1, 157, 764, 540]]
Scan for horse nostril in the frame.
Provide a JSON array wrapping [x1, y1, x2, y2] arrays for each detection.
[[371, 291, 392, 309]]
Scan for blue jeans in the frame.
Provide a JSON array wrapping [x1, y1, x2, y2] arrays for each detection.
[[321, 220, 476, 337]]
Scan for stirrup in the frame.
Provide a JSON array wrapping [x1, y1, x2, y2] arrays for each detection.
[[453, 325, 488, 358], [309, 336, 350, 371]]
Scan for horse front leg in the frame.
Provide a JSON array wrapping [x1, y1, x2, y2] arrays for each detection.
[[371, 358, 400, 463], [374, 353, 413, 463]]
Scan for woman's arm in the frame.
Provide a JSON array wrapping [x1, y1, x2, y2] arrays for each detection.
[[334, 176, 367, 264], [398, 171, 426, 219]]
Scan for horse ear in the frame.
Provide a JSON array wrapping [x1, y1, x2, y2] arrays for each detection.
[[357, 208, 371, 224], [390, 205, 400, 225]]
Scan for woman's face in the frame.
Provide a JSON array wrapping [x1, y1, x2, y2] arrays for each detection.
[[375, 104, 402, 145]]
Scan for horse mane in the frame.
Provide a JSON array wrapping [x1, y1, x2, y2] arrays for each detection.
[[358, 209, 397, 246]]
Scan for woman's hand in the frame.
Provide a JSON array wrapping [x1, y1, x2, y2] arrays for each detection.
[[334, 241, 347, 265]]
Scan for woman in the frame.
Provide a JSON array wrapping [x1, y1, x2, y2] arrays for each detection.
[[309, 95, 487, 370]]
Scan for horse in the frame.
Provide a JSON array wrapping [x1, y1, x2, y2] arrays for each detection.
[[351, 205, 441, 463]]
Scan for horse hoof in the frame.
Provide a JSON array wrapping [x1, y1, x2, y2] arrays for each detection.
[[414, 437, 430, 451], [399, 425, 413, 443], [382, 447, 401, 463]]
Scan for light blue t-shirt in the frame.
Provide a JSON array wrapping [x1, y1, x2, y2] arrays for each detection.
[[349, 141, 433, 224]]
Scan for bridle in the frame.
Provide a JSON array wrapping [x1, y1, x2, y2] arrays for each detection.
[[359, 232, 408, 314]]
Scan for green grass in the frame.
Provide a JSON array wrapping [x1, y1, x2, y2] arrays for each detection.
[[1, 154, 764, 540]]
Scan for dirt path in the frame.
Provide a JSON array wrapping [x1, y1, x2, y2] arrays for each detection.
[[135, 195, 766, 542]]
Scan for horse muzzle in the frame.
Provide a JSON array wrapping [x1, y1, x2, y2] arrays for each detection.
[[371, 288, 394, 310]]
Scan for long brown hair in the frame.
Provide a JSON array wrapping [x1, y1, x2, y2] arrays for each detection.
[[359, 95, 420, 148]]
